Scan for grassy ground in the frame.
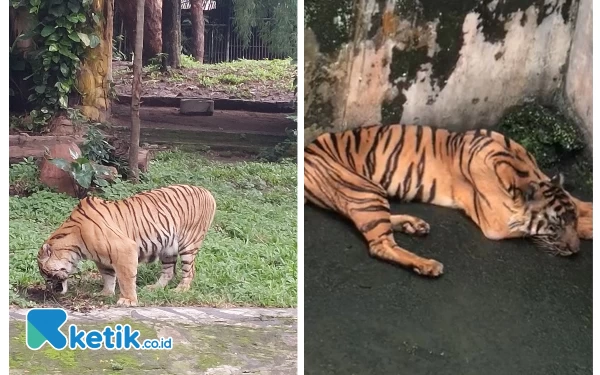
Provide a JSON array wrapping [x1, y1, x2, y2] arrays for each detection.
[[9, 150, 297, 309], [113, 57, 297, 102]]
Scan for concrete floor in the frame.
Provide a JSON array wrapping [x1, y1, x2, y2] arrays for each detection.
[[304, 190, 592, 374]]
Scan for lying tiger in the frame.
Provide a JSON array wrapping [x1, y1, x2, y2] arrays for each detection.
[[37, 184, 216, 306], [304, 124, 593, 277]]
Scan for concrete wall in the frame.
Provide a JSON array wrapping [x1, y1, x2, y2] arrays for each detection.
[[563, 0, 592, 140], [304, 0, 580, 145]]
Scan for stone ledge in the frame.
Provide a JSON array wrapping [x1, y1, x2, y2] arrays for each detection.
[[116, 95, 297, 113]]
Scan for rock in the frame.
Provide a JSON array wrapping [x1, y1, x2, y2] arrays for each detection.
[[179, 98, 214, 116], [39, 143, 81, 197]]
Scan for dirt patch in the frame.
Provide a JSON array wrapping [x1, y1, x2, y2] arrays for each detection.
[[113, 59, 296, 103]]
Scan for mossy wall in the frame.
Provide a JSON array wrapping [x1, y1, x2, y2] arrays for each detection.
[[304, 0, 581, 146]]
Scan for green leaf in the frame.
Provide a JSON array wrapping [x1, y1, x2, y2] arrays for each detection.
[[92, 13, 100, 24], [34, 85, 46, 94], [78, 13, 86, 22], [59, 96, 68, 108], [66, 14, 79, 23], [40, 25, 55, 37], [77, 32, 90, 47], [48, 44, 58, 52], [67, 32, 80, 42], [74, 169, 93, 189], [89, 35, 100, 49], [49, 158, 71, 172], [58, 45, 78, 60], [60, 63, 69, 76]]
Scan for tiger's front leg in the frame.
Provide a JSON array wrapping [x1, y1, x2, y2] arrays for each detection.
[[113, 241, 140, 307]]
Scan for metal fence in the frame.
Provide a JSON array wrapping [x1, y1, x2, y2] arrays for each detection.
[[113, 5, 288, 64]]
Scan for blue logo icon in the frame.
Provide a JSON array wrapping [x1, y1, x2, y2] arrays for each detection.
[[25, 308, 172, 351], [26, 308, 69, 350]]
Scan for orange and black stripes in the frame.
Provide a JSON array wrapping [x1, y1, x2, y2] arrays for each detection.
[[304, 124, 591, 275], [37, 184, 217, 306]]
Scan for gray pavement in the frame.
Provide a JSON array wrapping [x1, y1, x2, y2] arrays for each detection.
[[304, 197, 592, 375]]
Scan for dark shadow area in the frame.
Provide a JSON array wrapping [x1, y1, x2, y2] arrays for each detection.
[[304, 171, 592, 374]]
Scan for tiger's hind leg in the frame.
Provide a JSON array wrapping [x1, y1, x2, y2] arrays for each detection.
[[305, 160, 443, 277], [95, 262, 116, 296], [146, 253, 177, 291], [391, 215, 430, 236], [174, 241, 203, 292]]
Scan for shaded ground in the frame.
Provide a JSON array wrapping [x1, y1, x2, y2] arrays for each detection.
[[110, 104, 295, 135], [9, 307, 297, 374], [113, 58, 296, 102], [107, 104, 296, 155], [304, 164, 592, 374]]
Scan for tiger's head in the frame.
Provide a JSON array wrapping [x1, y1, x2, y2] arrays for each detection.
[[37, 241, 79, 294], [511, 173, 579, 256]]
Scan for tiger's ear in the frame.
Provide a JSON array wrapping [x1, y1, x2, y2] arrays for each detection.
[[550, 173, 564, 187]]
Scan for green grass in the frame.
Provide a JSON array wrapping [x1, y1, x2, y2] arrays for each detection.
[[184, 55, 295, 91], [9, 150, 297, 308]]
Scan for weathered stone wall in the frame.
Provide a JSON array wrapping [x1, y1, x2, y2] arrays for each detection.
[[563, 0, 592, 140], [304, 0, 580, 145]]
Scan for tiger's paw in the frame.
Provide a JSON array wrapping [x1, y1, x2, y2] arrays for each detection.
[[413, 259, 444, 277], [116, 297, 138, 307], [392, 215, 430, 236]]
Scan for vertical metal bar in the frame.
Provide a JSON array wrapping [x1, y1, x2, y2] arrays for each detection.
[[226, 18, 230, 61]]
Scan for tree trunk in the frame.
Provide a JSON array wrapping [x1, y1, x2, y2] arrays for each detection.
[[105, 0, 115, 118], [116, 0, 162, 65], [162, 0, 182, 68], [190, 0, 204, 63], [129, 0, 145, 182], [76, 0, 113, 122], [143, 0, 163, 63]]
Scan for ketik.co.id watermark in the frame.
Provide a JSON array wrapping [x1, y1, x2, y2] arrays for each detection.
[[26, 308, 173, 350]]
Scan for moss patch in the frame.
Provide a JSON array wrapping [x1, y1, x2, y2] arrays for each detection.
[[305, 0, 356, 55], [10, 318, 296, 374], [495, 103, 592, 192], [384, 0, 574, 118]]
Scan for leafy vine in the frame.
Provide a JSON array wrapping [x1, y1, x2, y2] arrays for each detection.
[[10, 0, 102, 128]]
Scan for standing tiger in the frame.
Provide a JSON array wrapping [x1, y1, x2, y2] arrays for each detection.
[[37, 184, 216, 306], [304, 124, 593, 277]]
